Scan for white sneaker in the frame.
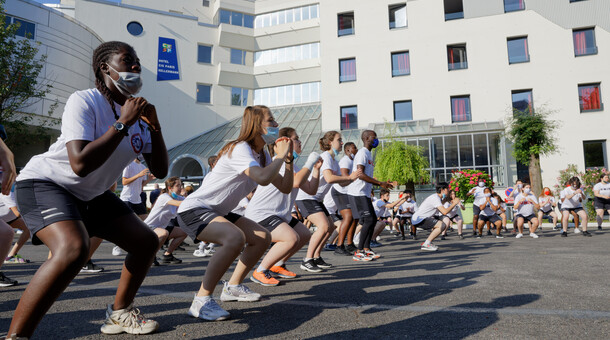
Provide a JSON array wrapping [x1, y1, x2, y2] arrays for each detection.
[[529, 232, 539, 239], [193, 249, 206, 257], [220, 282, 261, 302], [516, 233, 523, 239], [353, 232, 360, 245], [420, 243, 438, 251], [100, 304, 158, 335], [376, 235, 381, 242], [574, 228, 581, 234], [112, 246, 124, 256], [187, 296, 230, 321], [203, 247, 216, 257]]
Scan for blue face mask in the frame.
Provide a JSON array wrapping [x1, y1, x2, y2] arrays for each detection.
[[332, 148, 340, 157], [441, 193, 447, 199], [262, 126, 279, 145], [371, 138, 379, 148], [293, 150, 300, 160], [171, 192, 180, 199]]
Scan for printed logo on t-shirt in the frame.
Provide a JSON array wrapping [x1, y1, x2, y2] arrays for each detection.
[[368, 160, 373, 165], [131, 133, 143, 154]]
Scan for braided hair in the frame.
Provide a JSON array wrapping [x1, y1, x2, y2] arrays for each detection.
[[92, 41, 144, 130]]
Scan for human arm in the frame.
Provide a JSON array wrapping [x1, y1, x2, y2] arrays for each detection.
[[167, 199, 183, 207], [0, 139, 15, 195], [594, 188, 610, 200], [356, 164, 393, 189], [297, 155, 323, 195], [245, 139, 291, 187], [437, 197, 460, 215], [122, 167, 149, 185]]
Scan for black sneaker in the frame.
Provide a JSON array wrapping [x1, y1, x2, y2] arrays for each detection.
[[300, 259, 322, 273], [313, 257, 332, 269], [487, 230, 492, 236], [0, 272, 17, 287], [440, 235, 446, 240], [345, 244, 358, 253], [598, 226, 602, 230], [401, 235, 406, 240], [561, 232, 568, 237], [458, 234, 464, 239], [582, 231, 592, 237], [152, 258, 160, 266], [472, 231, 477, 237], [161, 253, 182, 264], [334, 246, 351, 256], [80, 260, 104, 273]]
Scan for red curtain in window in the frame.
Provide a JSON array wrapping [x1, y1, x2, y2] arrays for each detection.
[[396, 53, 409, 74], [573, 31, 587, 55], [523, 38, 529, 57], [340, 59, 356, 81], [580, 86, 600, 111], [452, 98, 469, 122], [527, 92, 533, 113], [518, 0, 524, 9]]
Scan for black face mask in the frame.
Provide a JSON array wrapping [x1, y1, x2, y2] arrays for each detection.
[[383, 199, 388, 202]]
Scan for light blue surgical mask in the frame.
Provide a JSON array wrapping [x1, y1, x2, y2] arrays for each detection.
[[262, 126, 279, 145], [293, 150, 300, 160], [171, 192, 180, 199], [441, 193, 447, 199], [107, 64, 142, 97], [332, 148, 341, 157]]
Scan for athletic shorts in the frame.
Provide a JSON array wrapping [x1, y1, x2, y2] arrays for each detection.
[[125, 201, 147, 215], [518, 214, 537, 223], [472, 204, 481, 216], [331, 188, 351, 211], [348, 195, 375, 221], [177, 208, 241, 241], [16, 180, 133, 245], [0, 209, 18, 224], [413, 216, 443, 231], [295, 200, 329, 219], [257, 215, 299, 232], [594, 197, 610, 210], [447, 215, 460, 223], [400, 216, 412, 224], [330, 212, 342, 223], [479, 214, 501, 223], [539, 208, 553, 215], [561, 207, 584, 213]]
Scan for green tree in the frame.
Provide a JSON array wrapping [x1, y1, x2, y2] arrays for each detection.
[[506, 105, 560, 197], [0, 0, 57, 149], [374, 140, 430, 193]]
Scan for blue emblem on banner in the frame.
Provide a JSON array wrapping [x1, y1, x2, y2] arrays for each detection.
[[157, 37, 180, 81]]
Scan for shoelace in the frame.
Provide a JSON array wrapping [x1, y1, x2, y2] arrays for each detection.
[[262, 270, 273, 279], [236, 284, 255, 295], [115, 307, 146, 329], [204, 298, 224, 312]]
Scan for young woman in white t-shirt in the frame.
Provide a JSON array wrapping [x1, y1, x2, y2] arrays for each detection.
[[443, 190, 465, 239], [9, 41, 168, 338], [176, 105, 293, 321], [537, 187, 558, 229], [560, 177, 591, 237], [593, 174, 610, 230], [143, 176, 188, 265], [245, 127, 323, 286], [514, 183, 540, 238], [0, 138, 18, 288], [492, 193, 508, 232]]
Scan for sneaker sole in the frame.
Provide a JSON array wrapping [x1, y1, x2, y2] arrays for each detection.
[[161, 261, 182, 264], [270, 272, 297, 279], [0, 282, 17, 287], [315, 264, 332, 269], [100, 322, 159, 335], [420, 248, 438, 251], [352, 257, 373, 261], [187, 309, 230, 321], [299, 264, 323, 273], [250, 276, 279, 287], [220, 294, 261, 302], [80, 269, 103, 273]]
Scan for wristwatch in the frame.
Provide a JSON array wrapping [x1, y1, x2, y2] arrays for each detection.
[[113, 121, 129, 136]]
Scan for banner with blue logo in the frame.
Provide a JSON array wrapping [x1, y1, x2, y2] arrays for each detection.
[[157, 37, 180, 81]]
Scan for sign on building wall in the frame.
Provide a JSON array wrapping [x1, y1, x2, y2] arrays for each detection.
[[157, 37, 179, 81]]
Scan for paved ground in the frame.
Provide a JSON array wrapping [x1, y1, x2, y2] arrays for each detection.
[[1, 224, 609, 339]]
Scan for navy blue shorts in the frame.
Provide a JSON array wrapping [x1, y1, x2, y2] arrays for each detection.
[[177, 208, 241, 241]]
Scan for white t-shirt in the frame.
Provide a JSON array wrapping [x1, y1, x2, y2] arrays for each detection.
[[144, 193, 182, 229], [399, 200, 417, 217], [332, 155, 353, 194], [480, 197, 499, 216], [348, 148, 374, 197], [496, 202, 506, 214], [17, 89, 152, 201], [443, 201, 462, 218], [470, 186, 487, 206], [538, 196, 555, 212], [232, 197, 250, 216], [515, 193, 538, 216], [593, 182, 610, 198], [178, 142, 270, 215], [374, 198, 389, 218], [412, 194, 443, 225], [296, 151, 338, 202], [323, 190, 337, 215], [560, 187, 583, 209], [0, 191, 17, 222], [245, 162, 301, 223], [120, 161, 147, 204]]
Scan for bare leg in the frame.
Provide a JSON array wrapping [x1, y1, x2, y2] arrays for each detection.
[[305, 213, 333, 259], [562, 211, 570, 232], [577, 210, 588, 231], [517, 217, 524, 234], [259, 223, 298, 270], [280, 223, 311, 262], [7, 218, 29, 258], [346, 218, 358, 246], [530, 218, 539, 233], [313, 217, 337, 257], [0, 221, 14, 268], [596, 209, 604, 228], [165, 227, 188, 255], [336, 209, 352, 247], [227, 217, 271, 286], [153, 228, 170, 252]]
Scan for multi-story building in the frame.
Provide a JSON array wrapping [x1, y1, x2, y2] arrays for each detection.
[[17, 0, 610, 192]]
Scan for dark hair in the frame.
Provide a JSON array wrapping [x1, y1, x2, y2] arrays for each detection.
[[92, 41, 134, 121], [319, 131, 339, 151], [279, 127, 296, 139], [492, 192, 505, 203], [361, 130, 375, 142], [344, 142, 356, 152], [600, 174, 609, 182], [162, 176, 180, 194], [380, 188, 390, 196], [403, 189, 412, 195], [207, 155, 217, 168], [184, 185, 194, 196], [435, 182, 449, 193], [568, 176, 581, 188]]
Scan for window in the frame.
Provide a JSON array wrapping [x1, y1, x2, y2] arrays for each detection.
[[394, 100, 413, 121], [578, 83, 603, 112], [202, 0, 210, 7], [231, 87, 248, 106], [254, 43, 319, 66], [447, 44, 467, 70], [451, 96, 471, 122], [196, 84, 211, 103], [573, 28, 597, 56], [218, 9, 253, 28], [126, 21, 143, 37], [338, 12, 354, 36], [389, 4, 407, 29], [219, 10, 231, 24], [512, 90, 533, 114], [230, 49, 246, 65], [341, 106, 358, 130], [339, 58, 356, 83], [244, 14, 254, 28], [570, 0, 588, 2], [504, 0, 525, 12], [507, 36, 529, 63], [254, 82, 321, 107], [11, 18, 36, 39], [197, 44, 212, 64], [255, 5, 319, 28], [444, 0, 464, 21], [391, 51, 410, 77], [583, 140, 607, 169]]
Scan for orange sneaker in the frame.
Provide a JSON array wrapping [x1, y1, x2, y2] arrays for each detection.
[[250, 270, 280, 286], [270, 265, 297, 279]]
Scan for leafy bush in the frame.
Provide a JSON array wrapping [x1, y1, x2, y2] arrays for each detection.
[[448, 169, 493, 203]]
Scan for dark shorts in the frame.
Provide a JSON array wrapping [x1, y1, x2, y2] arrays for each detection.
[[400, 216, 412, 224], [539, 208, 554, 215], [126, 201, 147, 215], [473, 204, 481, 216], [447, 215, 460, 223], [414, 216, 443, 231], [348, 195, 375, 221], [330, 212, 342, 223], [295, 200, 329, 219], [177, 208, 241, 241], [518, 214, 537, 223], [257, 215, 299, 232], [479, 214, 501, 223], [594, 197, 610, 210], [16, 180, 133, 245], [331, 188, 351, 211], [561, 207, 584, 213]]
